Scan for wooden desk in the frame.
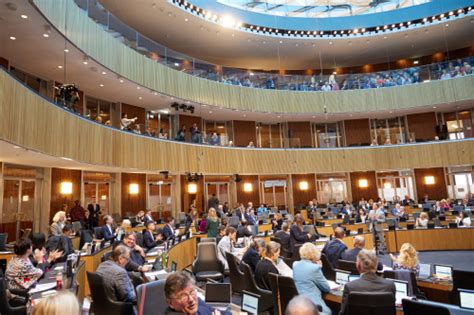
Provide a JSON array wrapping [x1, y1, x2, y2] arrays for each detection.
[[0, 251, 14, 265], [417, 280, 452, 303], [258, 223, 273, 233], [71, 236, 80, 251], [166, 237, 197, 271], [82, 245, 112, 296]]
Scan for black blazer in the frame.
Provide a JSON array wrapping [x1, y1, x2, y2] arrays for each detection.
[[101, 225, 116, 242], [289, 225, 310, 248], [162, 224, 174, 240], [275, 231, 291, 253], [87, 203, 101, 227], [241, 248, 260, 274], [255, 259, 279, 291], [143, 230, 158, 250], [237, 225, 253, 238]]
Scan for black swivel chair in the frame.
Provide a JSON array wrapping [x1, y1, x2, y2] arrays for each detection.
[[79, 229, 94, 249], [346, 292, 396, 315], [101, 251, 112, 263], [337, 260, 359, 275], [135, 232, 144, 248], [402, 298, 450, 315], [0, 278, 27, 315], [383, 270, 425, 299], [225, 252, 247, 294], [86, 272, 134, 315], [451, 269, 474, 306], [192, 242, 224, 282], [240, 262, 274, 313], [268, 273, 300, 315], [94, 227, 104, 240], [321, 253, 336, 281]]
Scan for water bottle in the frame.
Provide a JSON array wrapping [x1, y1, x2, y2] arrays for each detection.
[[56, 272, 63, 290]]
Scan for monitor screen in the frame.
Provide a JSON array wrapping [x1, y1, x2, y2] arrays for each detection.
[[241, 291, 259, 314], [434, 264, 452, 278], [391, 279, 408, 304], [349, 275, 360, 282], [335, 270, 350, 286], [205, 283, 231, 303], [418, 263, 431, 277], [171, 261, 177, 272], [459, 289, 474, 310]]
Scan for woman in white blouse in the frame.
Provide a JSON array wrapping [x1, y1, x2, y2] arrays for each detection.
[[456, 211, 471, 227]]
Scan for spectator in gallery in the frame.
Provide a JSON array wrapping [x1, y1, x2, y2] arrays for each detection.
[[132, 124, 141, 134], [440, 69, 451, 80], [120, 113, 137, 130], [175, 126, 186, 141], [370, 139, 378, 146], [384, 138, 392, 145], [158, 128, 168, 139], [456, 211, 471, 227], [190, 123, 200, 143], [321, 82, 331, 92], [247, 141, 255, 148], [95, 116, 103, 124]]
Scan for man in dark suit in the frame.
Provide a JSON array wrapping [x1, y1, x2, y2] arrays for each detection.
[[163, 217, 176, 240], [237, 221, 253, 238], [87, 197, 101, 228], [322, 227, 347, 268], [339, 249, 396, 315], [207, 194, 219, 212], [101, 215, 118, 242], [45, 224, 74, 262], [143, 221, 163, 251], [275, 222, 291, 257], [341, 235, 383, 272]]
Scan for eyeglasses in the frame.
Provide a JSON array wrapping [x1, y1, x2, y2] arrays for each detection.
[[172, 288, 197, 303]]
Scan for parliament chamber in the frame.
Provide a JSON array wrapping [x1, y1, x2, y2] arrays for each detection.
[[0, 0, 474, 314]]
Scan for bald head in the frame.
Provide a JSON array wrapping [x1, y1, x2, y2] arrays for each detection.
[[285, 295, 320, 315], [354, 235, 365, 248], [334, 227, 345, 239]]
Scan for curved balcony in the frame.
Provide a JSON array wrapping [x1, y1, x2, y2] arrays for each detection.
[[1, 68, 474, 175], [32, 0, 474, 114]]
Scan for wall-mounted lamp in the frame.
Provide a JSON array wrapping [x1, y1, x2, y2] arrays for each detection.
[[358, 179, 368, 188], [383, 182, 392, 189], [424, 176, 435, 185], [299, 181, 309, 190], [188, 183, 197, 194], [60, 182, 73, 194], [243, 183, 253, 192], [101, 195, 107, 200], [22, 195, 29, 202], [129, 183, 139, 194]]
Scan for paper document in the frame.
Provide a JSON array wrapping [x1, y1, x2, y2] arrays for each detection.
[[327, 280, 341, 290], [275, 260, 293, 278], [29, 282, 57, 294]]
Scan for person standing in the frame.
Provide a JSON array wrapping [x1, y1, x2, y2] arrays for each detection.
[[87, 196, 101, 228], [69, 200, 86, 223]]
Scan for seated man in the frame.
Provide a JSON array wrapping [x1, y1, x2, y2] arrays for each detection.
[[96, 245, 136, 303], [143, 221, 163, 251], [121, 232, 150, 273], [339, 249, 395, 315], [286, 295, 320, 315], [275, 222, 291, 255], [341, 235, 383, 272], [217, 226, 238, 270], [101, 215, 119, 242], [45, 224, 74, 262], [321, 227, 347, 268], [237, 221, 253, 238], [165, 272, 231, 314], [163, 217, 176, 241]]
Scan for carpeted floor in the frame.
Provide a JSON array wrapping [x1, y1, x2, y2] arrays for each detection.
[[378, 250, 474, 271]]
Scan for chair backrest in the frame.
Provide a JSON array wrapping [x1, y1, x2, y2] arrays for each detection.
[[228, 216, 240, 227], [346, 292, 396, 315], [225, 252, 247, 294], [402, 298, 450, 315], [80, 229, 94, 249], [268, 273, 299, 315], [136, 279, 168, 315], [321, 253, 336, 281], [192, 242, 223, 274], [451, 269, 474, 306], [0, 277, 26, 315], [383, 269, 417, 297], [94, 227, 104, 240], [337, 260, 360, 275], [240, 262, 274, 313], [135, 232, 144, 247], [200, 237, 217, 243], [86, 271, 134, 315], [102, 251, 112, 263]]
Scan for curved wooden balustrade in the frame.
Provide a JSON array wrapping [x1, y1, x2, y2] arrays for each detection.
[[33, 0, 474, 114], [1, 69, 474, 174]]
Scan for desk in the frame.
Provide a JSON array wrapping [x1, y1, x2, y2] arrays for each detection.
[[71, 236, 80, 251], [258, 223, 273, 233], [166, 237, 197, 271], [0, 251, 14, 265], [81, 246, 112, 296]]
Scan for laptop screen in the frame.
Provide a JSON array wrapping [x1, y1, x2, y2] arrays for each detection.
[[418, 263, 431, 277], [349, 275, 360, 282], [335, 270, 350, 286], [392, 279, 408, 303], [241, 291, 259, 314], [205, 283, 231, 304], [434, 264, 452, 278], [459, 289, 474, 310]]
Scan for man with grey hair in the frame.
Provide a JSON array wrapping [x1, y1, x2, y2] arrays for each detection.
[[341, 236, 384, 272], [286, 295, 320, 315], [339, 249, 395, 315], [275, 222, 291, 255], [322, 227, 347, 268]]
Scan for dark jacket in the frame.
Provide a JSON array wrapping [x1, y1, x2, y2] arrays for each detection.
[[339, 272, 396, 315], [163, 224, 175, 241], [322, 239, 348, 268], [275, 231, 291, 254], [255, 259, 279, 291], [237, 225, 253, 238], [289, 225, 310, 249], [241, 248, 261, 274], [87, 203, 101, 227], [101, 225, 116, 242], [45, 235, 74, 262], [165, 298, 231, 315], [143, 230, 159, 250]]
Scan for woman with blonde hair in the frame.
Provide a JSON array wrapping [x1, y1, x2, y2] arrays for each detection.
[[49, 211, 66, 236], [293, 242, 331, 315], [205, 208, 220, 237], [415, 212, 429, 228], [32, 291, 80, 315], [390, 243, 420, 274]]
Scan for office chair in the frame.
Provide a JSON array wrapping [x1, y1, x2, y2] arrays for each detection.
[[192, 242, 224, 282], [268, 273, 301, 315], [225, 252, 247, 294], [199, 237, 217, 243], [93, 227, 104, 240], [346, 291, 395, 315], [402, 298, 450, 315], [136, 279, 169, 315], [86, 272, 134, 315], [240, 262, 274, 313], [451, 269, 474, 306], [321, 253, 336, 281], [337, 260, 360, 275], [0, 278, 27, 315]]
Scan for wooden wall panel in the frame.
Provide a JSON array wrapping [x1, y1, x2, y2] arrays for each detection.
[[292, 174, 316, 208], [233, 120, 256, 147], [344, 119, 371, 146], [288, 122, 312, 148], [407, 112, 437, 142], [180, 175, 204, 214], [121, 173, 146, 217], [236, 175, 260, 206], [414, 168, 447, 201], [50, 168, 81, 221], [350, 171, 378, 202], [0, 57, 8, 69], [122, 103, 146, 126]]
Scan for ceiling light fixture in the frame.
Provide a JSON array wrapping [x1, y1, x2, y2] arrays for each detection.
[[64, 48, 69, 53], [9, 36, 16, 40], [20, 14, 28, 19], [99, 84, 104, 87], [42, 33, 49, 38]]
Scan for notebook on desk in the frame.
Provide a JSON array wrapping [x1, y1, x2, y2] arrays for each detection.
[[459, 289, 474, 310], [205, 283, 231, 311]]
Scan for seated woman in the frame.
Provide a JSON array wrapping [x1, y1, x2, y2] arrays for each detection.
[[49, 211, 66, 237], [390, 243, 420, 274], [241, 239, 265, 274], [6, 238, 44, 290], [355, 208, 367, 223], [293, 243, 331, 315], [456, 211, 471, 227], [415, 212, 429, 228], [254, 241, 280, 291], [29, 233, 62, 272]]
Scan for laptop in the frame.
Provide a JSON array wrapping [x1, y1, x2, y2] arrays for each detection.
[[335, 269, 351, 286], [205, 283, 231, 310], [417, 263, 431, 280], [241, 290, 259, 314], [433, 264, 453, 279], [390, 279, 409, 305], [459, 289, 474, 310], [349, 275, 360, 282]]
